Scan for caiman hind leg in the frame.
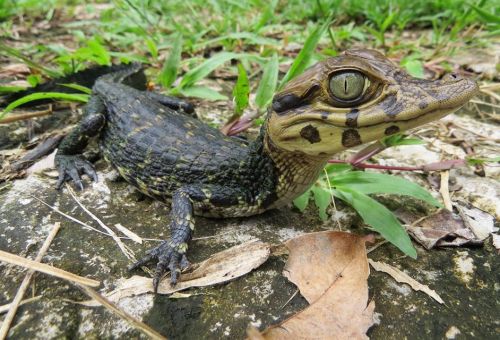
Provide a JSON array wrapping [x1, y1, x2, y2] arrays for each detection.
[[143, 92, 195, 116], [55, 96, 106, 190], [129, 187, 196, 292]]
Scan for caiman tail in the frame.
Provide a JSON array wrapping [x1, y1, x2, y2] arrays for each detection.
[[0, 63, 146, 108]]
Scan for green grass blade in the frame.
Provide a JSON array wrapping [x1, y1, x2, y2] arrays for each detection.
[[159, 33, 183, 89], [331, 171, 442, 207], [333, 187, 417, 258], [0, 92, 89, 120], [278, 14, 333, 89], [293, 190, 310, 212], [0, 42, 61, 78], [58, 83, 92, 94], [195, 32, 279, 49], [469, 4, 500, 24], [179, 86, 228, 101], [233, 63, 250, 115], [311, 185, 331, 222], [382, 133, 425, 146], [0, 85, 27, 94], [178, 52, 248, 89], [254, 52, 279, 110]]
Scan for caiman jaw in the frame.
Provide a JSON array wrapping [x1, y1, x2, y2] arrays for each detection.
[[266, 49, 479, 158]]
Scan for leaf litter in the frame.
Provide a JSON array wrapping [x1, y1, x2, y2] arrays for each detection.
[[250, 231, 376, 340], [398, 202, 497, 249], [368, 260, 444, 304]]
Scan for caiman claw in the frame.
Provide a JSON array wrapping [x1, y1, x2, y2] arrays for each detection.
[[55, 155, 97, 190], [128, 241, 190, 293]]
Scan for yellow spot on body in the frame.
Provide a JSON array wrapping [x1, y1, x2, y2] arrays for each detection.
[[177, 243, 188, 253], [201, 188, 212, 199]]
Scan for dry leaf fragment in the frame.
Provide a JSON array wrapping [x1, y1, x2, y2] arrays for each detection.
[[252, 232, 375, 340], [455, 203, 496, 241], [404, 202, 497, 249], [0, 63, 30, 77], [114, 223, 143, 244], [492, 234, 500, 254], [86, 240, 270, 305], [369, 259, 444, 304]]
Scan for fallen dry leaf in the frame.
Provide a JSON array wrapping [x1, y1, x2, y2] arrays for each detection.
[[403, 203, 497, 250], [86, 240, 270, 305], [455, 203, 496, 241], [252, 232, 375, 340], [493, 234, 500, 254], [0, 63, 30, 78], [368, 259, 444, 304]]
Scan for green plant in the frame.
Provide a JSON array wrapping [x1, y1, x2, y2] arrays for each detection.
[[294, 164, 442, 258]]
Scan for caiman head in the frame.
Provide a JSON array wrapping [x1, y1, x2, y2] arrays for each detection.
[[266, 49, 478, 157]]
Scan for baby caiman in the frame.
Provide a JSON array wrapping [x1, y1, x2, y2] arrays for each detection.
[[33, 49, 480, 291]]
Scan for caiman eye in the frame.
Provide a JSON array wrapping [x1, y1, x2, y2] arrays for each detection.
[[329, 71, 368, 101]]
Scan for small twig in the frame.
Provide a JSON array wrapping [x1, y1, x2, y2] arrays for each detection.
[[66, 185, 136, 261], [480, 89, 500, 102], [470, 99, 500, 110], [439, 170, 453, 211], [323, 168, 342, 231], [367, 240, 388, 254], [280, 289, 300, 310], [30, 195, 118, 238], [0, 222, 61, 339], [78, 285, 167, 340], [0, 250, 99, 287], [0, 296, 41, 315], [0, 107, 52, 125]]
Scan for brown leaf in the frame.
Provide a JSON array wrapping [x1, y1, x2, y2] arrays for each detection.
[[368, 259, 444, 304], [0, 64, 30, 78], [406, 203, 497, 249], [253, 232, 375, 340]]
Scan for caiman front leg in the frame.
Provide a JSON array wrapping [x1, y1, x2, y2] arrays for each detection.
[[129, 187, 196, 292], [55, 96, 105, 190]]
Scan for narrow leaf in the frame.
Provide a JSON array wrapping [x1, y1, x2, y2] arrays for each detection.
[[279, 14, 333, 89], [233, 63, 250, 115], [0, 86, 27, 94], [145, 38, 158, 59], [178, 52, 248, 89], [293, 191, 311, 212], [179, 86, 228, 101], [330, 171, 442, 208], [469, 4, 500, 24], [382, 133, 425, 146], [333, 187, 417, 258], [58, 83, 92, 94], [159, 34, 183, 88], [311, 186, 332, 222], [255, 53, 279, 110], [0, 92, 89, 119]]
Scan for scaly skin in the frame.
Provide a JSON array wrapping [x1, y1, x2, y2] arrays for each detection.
[[51, 49, 478, 292]]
